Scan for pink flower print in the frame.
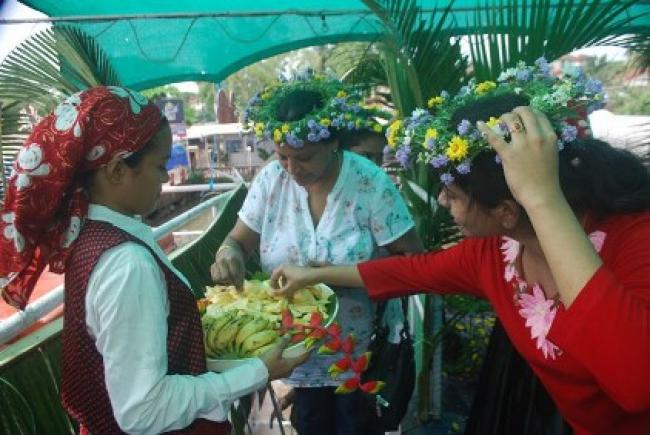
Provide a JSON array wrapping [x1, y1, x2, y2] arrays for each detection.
[[501, 237, 519, 282], [588, 230, 606, 253], [517, 284, 560, 359]]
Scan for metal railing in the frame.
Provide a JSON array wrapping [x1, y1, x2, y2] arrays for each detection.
[[0, 190, 233, 345]]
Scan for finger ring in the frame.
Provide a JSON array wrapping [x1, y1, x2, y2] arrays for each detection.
[[512, 122, 524, 133]]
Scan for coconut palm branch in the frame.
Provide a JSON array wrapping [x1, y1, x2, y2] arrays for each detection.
[[362, 0, 468, 115], [0, 25, 120, 199], [468, 0, 650, 80]]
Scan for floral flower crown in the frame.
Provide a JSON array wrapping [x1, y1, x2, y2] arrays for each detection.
[[243, 77, 392, 148], [385, 58, 605, 185]]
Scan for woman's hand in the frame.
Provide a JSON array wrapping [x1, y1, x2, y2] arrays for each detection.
[[258, 335, 309, 380], [210, 243, 246, 291], [269, 264, 318, 297], [476, 106, 564, 211]]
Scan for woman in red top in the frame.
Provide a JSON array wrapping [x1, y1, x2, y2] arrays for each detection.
[[270, 62, 650, 434]]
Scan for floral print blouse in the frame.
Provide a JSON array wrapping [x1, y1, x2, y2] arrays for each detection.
[[238, 151, 414, 387]]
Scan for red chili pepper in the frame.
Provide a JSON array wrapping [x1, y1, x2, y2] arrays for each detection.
[[359, 380, 386, 394], [351, 352, 371, 374], [341, 334, 355, 354], [307, 326, 326, 340], [309, 311, 324, 327], [280, 310, 293, 334], [334, 376, 360, 394], [326, 323, 341, 336], [328, 356, 352, 379], [290, 332, 305, 344], [317, 337, 341, 355]]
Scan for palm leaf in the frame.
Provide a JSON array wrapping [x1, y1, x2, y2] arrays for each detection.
[[363, 0, 468, 114], [0, 25, 120, 199], [469, 0, 650, 80]]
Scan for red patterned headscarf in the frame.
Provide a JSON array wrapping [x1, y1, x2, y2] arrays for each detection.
[[0, 86, 163, 309]]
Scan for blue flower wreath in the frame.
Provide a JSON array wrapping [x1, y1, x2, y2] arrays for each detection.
[[386, 58, 605, 185], [243, 77, 392, 148]]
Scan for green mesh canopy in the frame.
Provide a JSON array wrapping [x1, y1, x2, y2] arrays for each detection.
[[20, 0, 650, 89]]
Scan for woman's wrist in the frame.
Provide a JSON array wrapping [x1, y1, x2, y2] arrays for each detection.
[[519, 187, 565, 216], [217, 239, 244, 258]]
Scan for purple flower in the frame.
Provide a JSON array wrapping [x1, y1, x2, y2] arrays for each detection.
[[440, 173, 455, 185], [347, 121, 356, 130], [425, 137, 436, 149], [535, 57, 551, 76], [561, 124, 578, 143], [516, 69, 531, 82], [585, 79, 603, 94], [498, 122, 510, 136], [383, 145, 391, 154], [556, 139, 565, 151], [457, 119, 472, 135], [286, 133, 304, 148], [307, 119, 317, 129], [319, 128, 331, 139], [307, 132, 318, 142], [456, 160, 471, 174], [469, 130, 482, 141], [395, 145, 411, 169], [430, 154, 448, 169], [331, 118, 341, 128], [351, 105, 361, 113]]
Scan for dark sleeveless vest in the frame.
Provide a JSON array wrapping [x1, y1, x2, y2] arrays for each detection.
[[61, 220, 230, 434]]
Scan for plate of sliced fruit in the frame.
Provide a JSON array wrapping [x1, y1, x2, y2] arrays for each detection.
[[200, 279, 338, 372]]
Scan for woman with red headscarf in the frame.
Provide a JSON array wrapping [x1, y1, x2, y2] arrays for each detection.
[[0, 86, 305, 434]]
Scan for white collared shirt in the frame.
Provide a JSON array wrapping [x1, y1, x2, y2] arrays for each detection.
[[85, 204, 268, 434]]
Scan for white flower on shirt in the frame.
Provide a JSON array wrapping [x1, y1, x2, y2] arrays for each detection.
[[2, 212, 25, 252]]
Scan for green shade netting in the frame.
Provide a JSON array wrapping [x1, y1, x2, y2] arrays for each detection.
[[20, 0, 650, 89]]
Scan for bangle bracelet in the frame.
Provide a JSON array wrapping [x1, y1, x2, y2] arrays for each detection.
[[217, 244, 237, 256]]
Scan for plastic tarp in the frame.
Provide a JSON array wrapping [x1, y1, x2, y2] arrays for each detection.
[[20, 0, 650, 89]]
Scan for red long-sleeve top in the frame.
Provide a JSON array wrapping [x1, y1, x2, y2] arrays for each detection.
[[358, 212, 650, 435]]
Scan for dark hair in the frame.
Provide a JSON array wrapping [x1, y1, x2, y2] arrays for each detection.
[[274, 89, 339, 142], [123, 117, 170, 168], [450, 94, 650, 216], [338, 130, 385, 150]]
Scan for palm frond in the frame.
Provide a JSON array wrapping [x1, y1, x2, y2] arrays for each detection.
[[469, 0, 650, 80], [363, 0, 468, 114], [0, 25, 120, 199]]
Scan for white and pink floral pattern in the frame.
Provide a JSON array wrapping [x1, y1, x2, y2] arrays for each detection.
[[501, 230, 607, 360]]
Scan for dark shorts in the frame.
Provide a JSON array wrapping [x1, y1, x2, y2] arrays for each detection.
[[292, 387, 383, 435]]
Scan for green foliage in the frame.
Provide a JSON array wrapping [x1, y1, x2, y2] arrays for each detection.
[[468, 0, 649, 80], [363, 0, 468, 115], [580, 56, 650, 115], [0, 25, 120, 199], [186, 169, 206, 185], [140, 84, 182, 100], [610, 87, 650, 115]]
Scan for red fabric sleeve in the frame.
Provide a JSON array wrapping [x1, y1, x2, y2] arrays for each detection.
[[548, 214, 650, 414], [357, 237, 490, 301]]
